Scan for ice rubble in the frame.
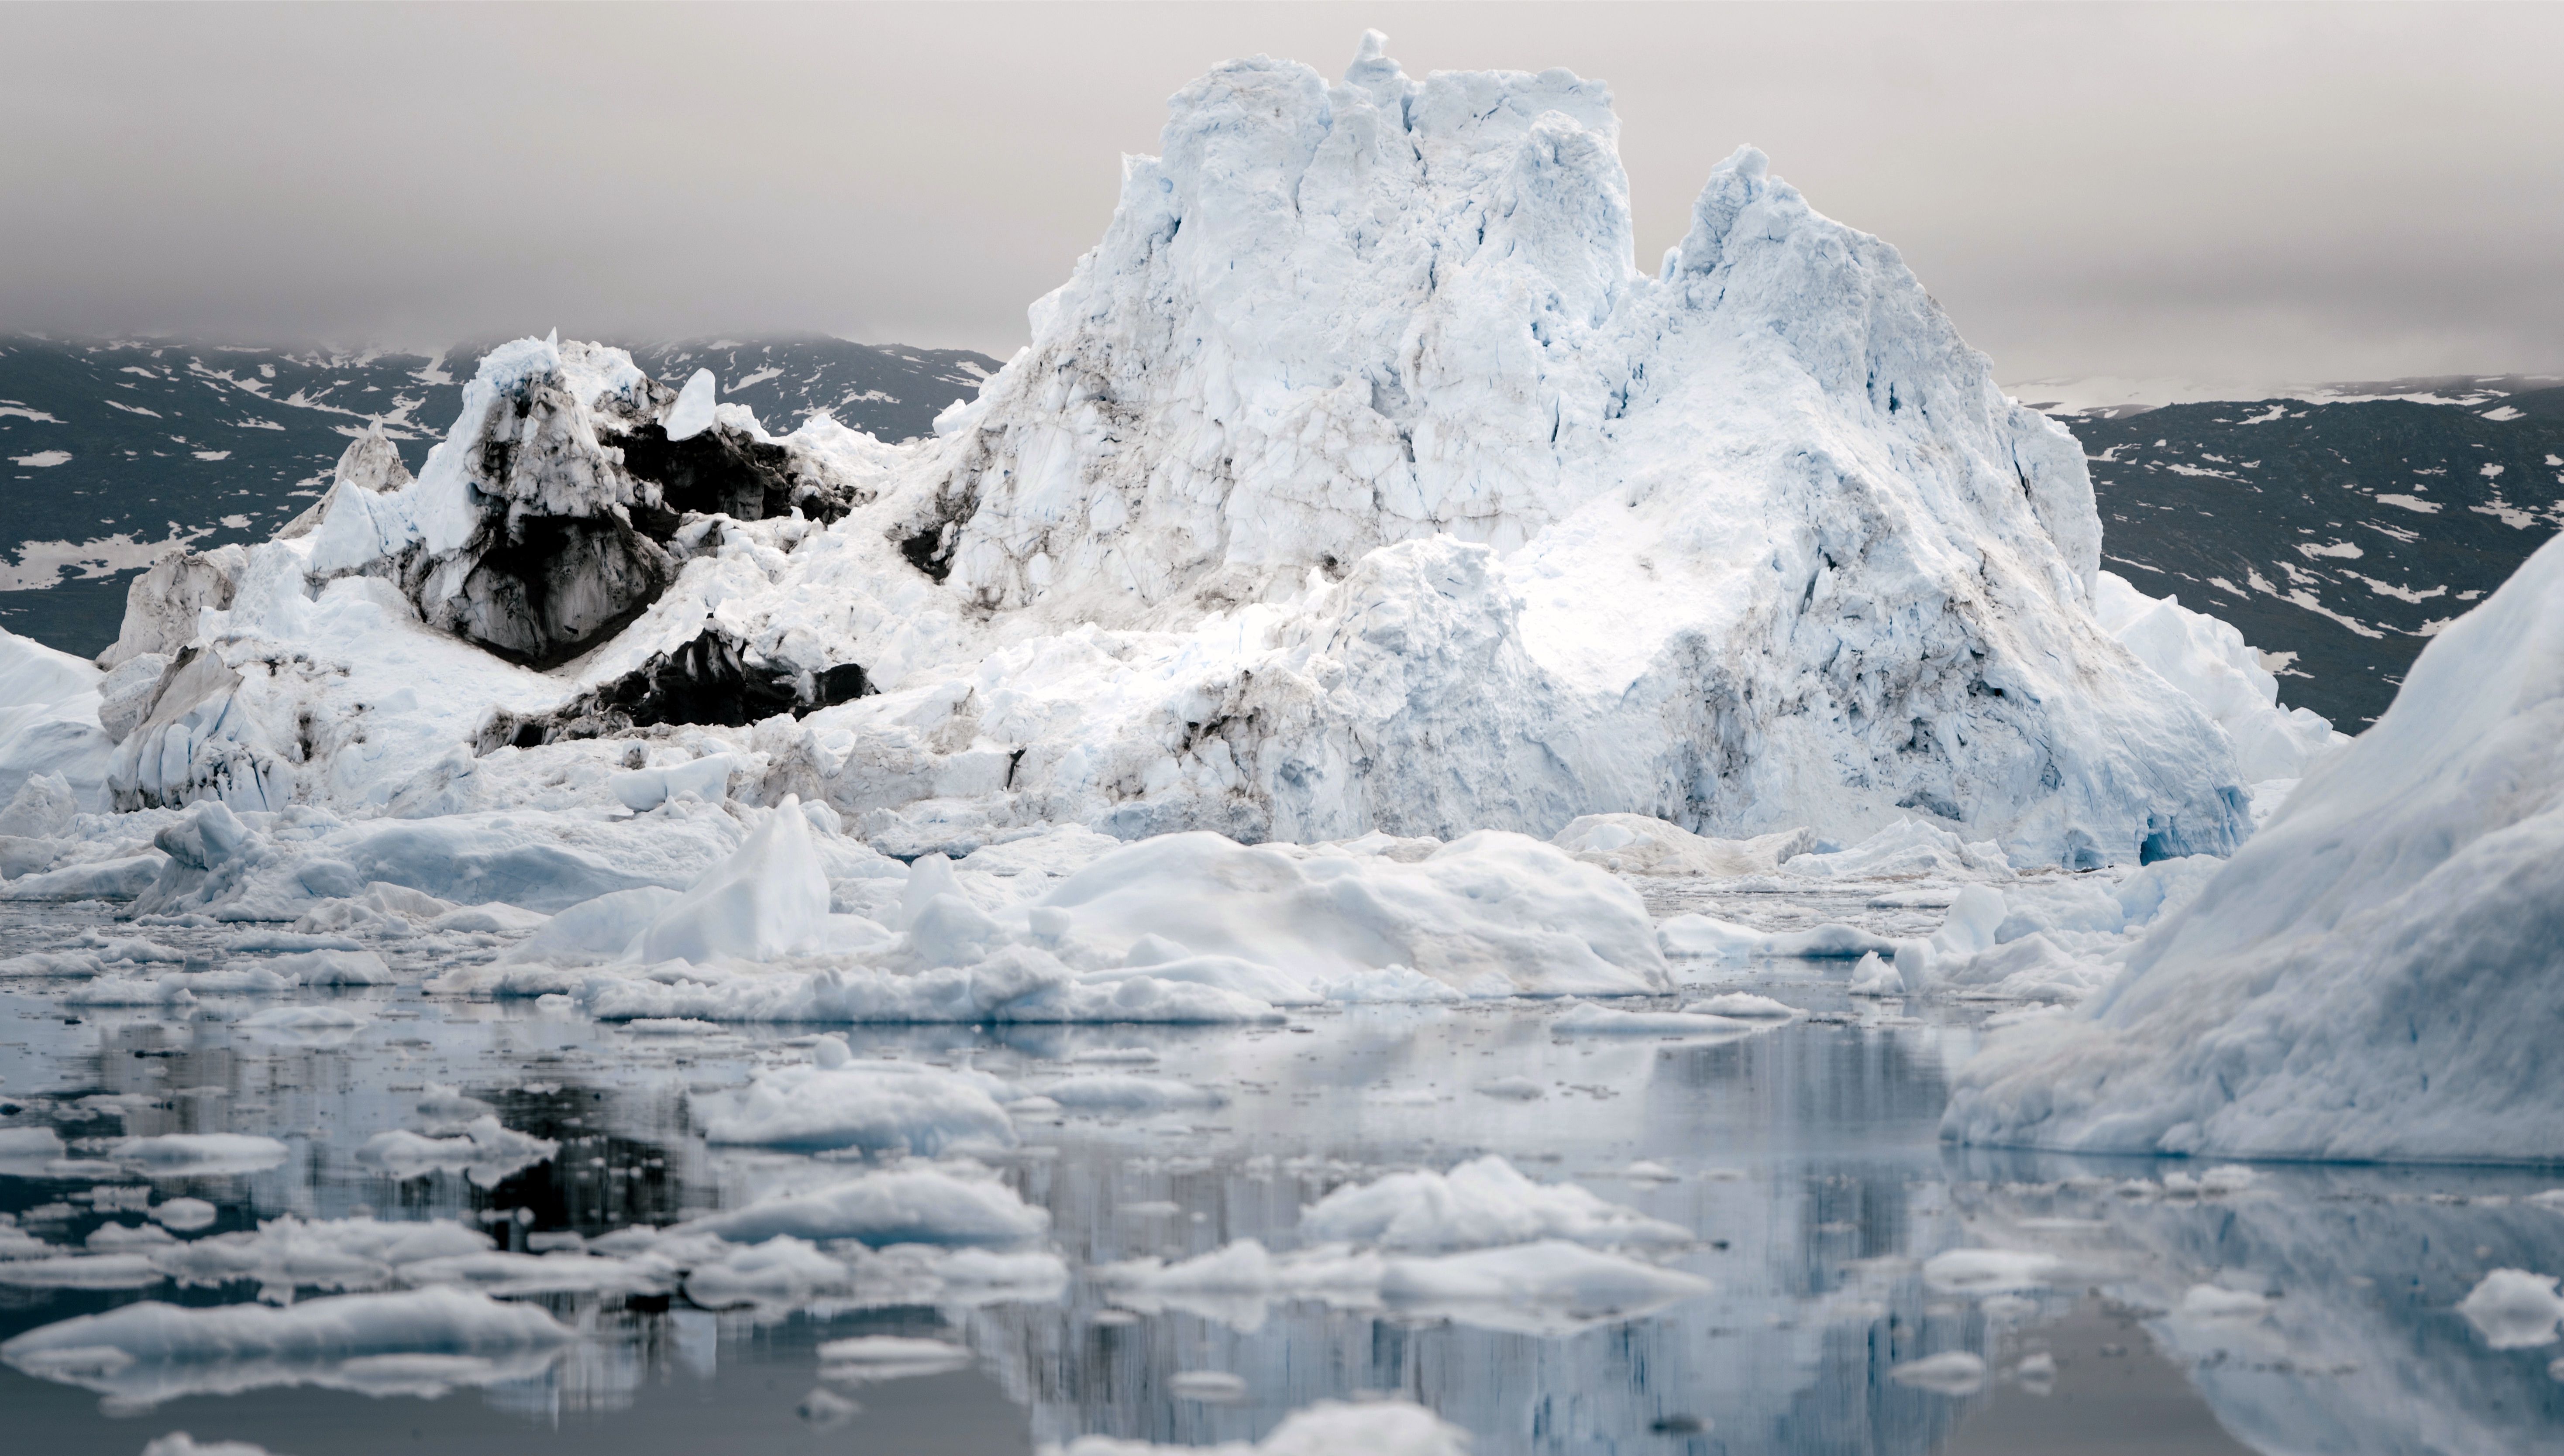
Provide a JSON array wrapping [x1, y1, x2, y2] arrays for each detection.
[[0, 33, 2327, 871], [1945, 533, 2564, 1160]]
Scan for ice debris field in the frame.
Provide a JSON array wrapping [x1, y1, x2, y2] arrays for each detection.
[[3, 30, 2562, 1456]]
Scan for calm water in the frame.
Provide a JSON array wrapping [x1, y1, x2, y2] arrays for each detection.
[[3, 908, 2560, 1455]]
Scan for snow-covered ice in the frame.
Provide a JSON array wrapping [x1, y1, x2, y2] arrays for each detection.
[[1945, 533, 2564, 1160]]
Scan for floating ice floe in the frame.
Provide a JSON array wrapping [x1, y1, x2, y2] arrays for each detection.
[[353, 1116, 560, 1186], [1051, 1397, 1469, 1456], [673, 1163, 1049, 1247], [1099, 1233, 1709, 1337], [1295, 1155, 1690, 1250], [0, 1287, 574, 1403]]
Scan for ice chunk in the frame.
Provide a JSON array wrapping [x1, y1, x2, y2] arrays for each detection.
[[1684, 992, 1801, 1019], [148, 1198, 218, 1233], [2458, 1268, 2564, 1349], [0, 1288, 572, 1401], [608, 752, 738, 811], [1922, 1248, 2059, 1294], [1946, 535, 2564, 1160], [638, 796, 829, 964], [683, 1236, 850, 1309], [1888, 1350, 1987, 1395], [113, 1134, 289, 1175], [814, 1335, 972, 1381], [354, 1116, 559, 1187], [1375, 1239, 1712, 1332], [1548, 1002, 1765, 1039], [141, 1436, 287, 1456], [1054, 1398, 1468, 1456], [678, 1166, 1046, 1247], [664, 367, 716, 442], [1297, 1155, 1690, 1250], [692, 1057, 1016, 1154], [1036, 1073, 1225, 1115]]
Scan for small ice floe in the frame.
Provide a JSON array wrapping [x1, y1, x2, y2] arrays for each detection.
[[2458, 1268, 2564, 1349], [1683, 992, 1801, 1019], [1052, 1398, 1467, 1455], [1921, 1248, 2060, 1295], [140, 1436, 286, 1456], [1548, 1001, 1763, 1039], [112, 1133, 290, 1176], [677, 1165, 1049, 1249], [1100, 1236, 1709, 1337], [148, 1197, 218, 1232], [1888, 1350, 1987, 1395], [354, 1116, 559, 1188], [0, 1288, 573, 1401], [1167, 1369, 1248, 1402], [816, 1335, 973, 1382], [1297, 1155, 1689, 1251], [690, 1041, 1016, 1155], [1038, 1073, 1226, 1116]]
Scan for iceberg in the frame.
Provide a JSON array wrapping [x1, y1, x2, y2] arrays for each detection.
[[1944, 532, 2564, 1161], [0, 33, 2281, 873]]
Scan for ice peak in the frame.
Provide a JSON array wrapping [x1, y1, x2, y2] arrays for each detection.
[[1344, 28, 1409, 100], [1672, 143, 1776, 278]]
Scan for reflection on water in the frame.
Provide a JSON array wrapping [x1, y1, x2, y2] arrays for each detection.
[[4, 926, 2562, 1454]]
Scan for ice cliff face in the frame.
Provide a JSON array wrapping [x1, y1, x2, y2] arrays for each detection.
[[1944, 531, 2564, 1160], [21, 34, 2267, 866]]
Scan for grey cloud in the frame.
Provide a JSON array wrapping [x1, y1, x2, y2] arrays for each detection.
[[3, 2, 2557, 385]]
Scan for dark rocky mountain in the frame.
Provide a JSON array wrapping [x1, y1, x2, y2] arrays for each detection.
[[0, 335, 998, 658], [2062, 395, 2564, 727]]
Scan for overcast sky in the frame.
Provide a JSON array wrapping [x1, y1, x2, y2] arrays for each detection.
[[6, 2, 2559, 386]]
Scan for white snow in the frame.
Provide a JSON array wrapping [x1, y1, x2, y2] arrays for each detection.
[[1946, 532, 2564, 1160]]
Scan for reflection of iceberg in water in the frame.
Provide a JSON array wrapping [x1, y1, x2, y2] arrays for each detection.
[[18, 921, 2526, 1455], [1949, 1150, 2564, 1454]]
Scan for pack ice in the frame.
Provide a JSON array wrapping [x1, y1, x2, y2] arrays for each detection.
[[0, 33, 2350, 1025], [1944, 532, 2564, 1161]]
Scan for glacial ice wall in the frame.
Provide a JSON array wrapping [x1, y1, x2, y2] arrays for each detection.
[[6, 33, 2275, 867], [1944, 531, 2564, 1160]]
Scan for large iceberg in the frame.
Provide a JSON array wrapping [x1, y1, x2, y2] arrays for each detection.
[[0, 32, 2281, 870], [1943, 531, 2564, 1161]]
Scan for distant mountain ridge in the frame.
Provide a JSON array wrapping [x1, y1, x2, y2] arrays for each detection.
[[0, 333, 1001, 656], [2055, 393, 2564, 726], [8, 331, 2559, 734]]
